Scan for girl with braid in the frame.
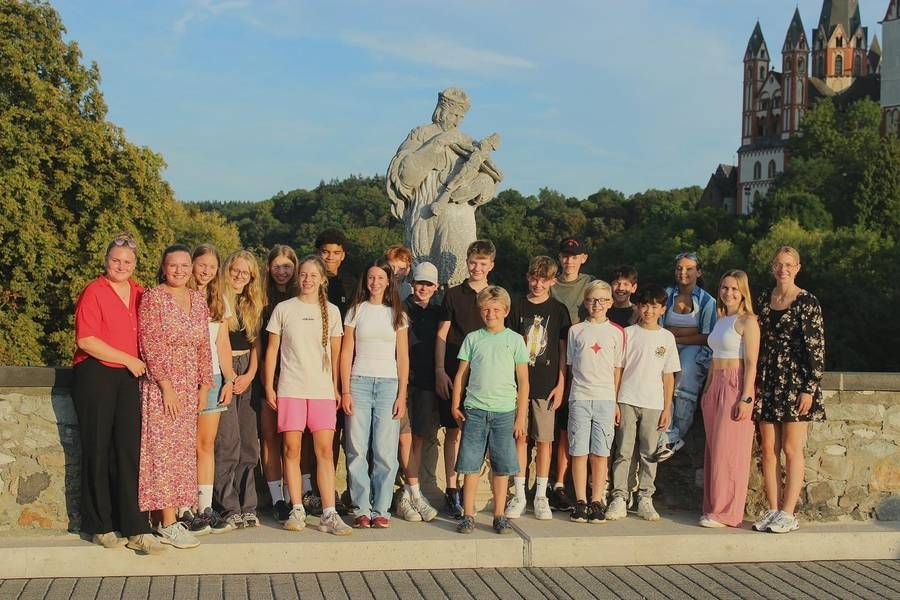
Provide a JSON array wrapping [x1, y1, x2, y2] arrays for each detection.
[[263, 256, 351, 535]]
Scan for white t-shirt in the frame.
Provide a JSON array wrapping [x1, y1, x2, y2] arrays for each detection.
[[618, 325, 681, 410], [266, 297, 343, 399], [207, 302, 231, 375], [567, 320, 626, 402], [345, 301, 409, 378]]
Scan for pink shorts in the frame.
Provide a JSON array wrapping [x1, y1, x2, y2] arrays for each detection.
[[277, 397, 337, 433]]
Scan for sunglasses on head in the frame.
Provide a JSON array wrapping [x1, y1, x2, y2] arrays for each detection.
[[112, 236, 137, 249], [675, 251, 699, 264]]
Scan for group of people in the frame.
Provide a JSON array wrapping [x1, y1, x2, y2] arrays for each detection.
[[72, 227, 825, 553]]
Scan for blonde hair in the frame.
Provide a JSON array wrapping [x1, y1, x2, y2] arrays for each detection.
[[298, 255, 332, 371], [528, 256, 558, 280], [716, 270, 755, 316], [583, 279, 612, 302], [189, 244, 226, 322], [222, 250, 265, 344], [772, 245, 801, 265], [476, 285, 511, 310]]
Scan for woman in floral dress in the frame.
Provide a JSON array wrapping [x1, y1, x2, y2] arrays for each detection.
[[752, 246, 825, 535], [138, 244, 213, 549]]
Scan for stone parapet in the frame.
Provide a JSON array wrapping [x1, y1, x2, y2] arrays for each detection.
[[1, 366, 898, 532]]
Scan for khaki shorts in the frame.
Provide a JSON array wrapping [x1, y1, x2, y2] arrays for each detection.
[[526, 398, 556, 443]]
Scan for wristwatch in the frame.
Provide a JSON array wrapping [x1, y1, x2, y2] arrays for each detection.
[[741, 396, 753, 404]]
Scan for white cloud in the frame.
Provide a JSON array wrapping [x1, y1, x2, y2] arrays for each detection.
[[173, 0, 251, 34], [341, 31, 536, 75]]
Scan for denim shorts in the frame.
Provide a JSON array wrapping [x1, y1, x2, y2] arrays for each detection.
[[568, 399, 615, 457], [200, 375, 227, 414], [456, 407, 519, 476]]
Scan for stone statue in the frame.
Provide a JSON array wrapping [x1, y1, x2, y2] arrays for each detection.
[[386, 88, 503, 286]]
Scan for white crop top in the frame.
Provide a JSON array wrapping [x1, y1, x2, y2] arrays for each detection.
[[707, 315, 743, 359], [665, 304, 699, 328]]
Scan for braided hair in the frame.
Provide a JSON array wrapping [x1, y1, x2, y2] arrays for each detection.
[[298, 255, 332, 371]]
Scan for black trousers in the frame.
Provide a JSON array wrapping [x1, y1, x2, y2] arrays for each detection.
[[72, 358, 150, 536]]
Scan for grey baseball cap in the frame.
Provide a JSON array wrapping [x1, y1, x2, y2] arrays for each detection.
[[412, 262, 439, 285]]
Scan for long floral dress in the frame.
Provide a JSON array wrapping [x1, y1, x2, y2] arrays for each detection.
[[138, 286, 212, 511], [754, 288, 826, 423]]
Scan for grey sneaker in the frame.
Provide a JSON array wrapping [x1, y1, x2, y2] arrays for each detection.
[[284, 506, 307, 531], [397, 492, 422, 522], [636, 497, 660, 521], [766, 511, 799, 534], [492, 515, 513, 534], [223, 513, 243, 531], [456, 515, 476, 534], [126, 533, 167, 555], [533, 496, 552, 520], [242, 512, 259, 528], [156, 522, 200, 549], [752, 509, 779, 532], [412, 495, 438, 522], [605, 496, 627, 520], [319, 511, 352, 536], [92, 531, 127, 548]]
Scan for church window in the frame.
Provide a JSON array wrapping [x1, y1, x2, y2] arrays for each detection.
[[837, 36, 843, 48], [798, 57, 805, 71], [835, 54, 843, 76], [753, 162, 762, 180], [760, 66, 766, 79], [752, 191, 761, 211], [768, 160, 777, 179], [853, 54, 861, 75]]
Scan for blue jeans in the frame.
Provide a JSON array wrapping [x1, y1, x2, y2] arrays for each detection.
[[345, 375, 400, 519], [661, 344, 712, 447], [456, 407, 519, 476]]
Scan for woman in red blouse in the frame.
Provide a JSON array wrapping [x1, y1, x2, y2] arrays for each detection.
[[72, 233, 163, 554], [137, 244, 213, 549]]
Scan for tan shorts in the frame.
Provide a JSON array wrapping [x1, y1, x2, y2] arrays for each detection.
[[527, 398, 556, 443]]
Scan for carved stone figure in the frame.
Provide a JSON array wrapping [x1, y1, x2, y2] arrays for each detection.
[[386, 88, 503, 285]]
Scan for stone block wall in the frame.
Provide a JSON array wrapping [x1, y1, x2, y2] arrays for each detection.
[[1, 367, 898, 532]]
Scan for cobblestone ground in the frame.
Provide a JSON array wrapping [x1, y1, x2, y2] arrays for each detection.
[[1, 561, 898, 599]]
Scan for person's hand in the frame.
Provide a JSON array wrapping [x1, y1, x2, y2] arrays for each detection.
[[657, 408, 671, 431], [513, 415, 527, 440], [342, 392, 354, 416], [334, 387, 342, 410], [433, 129, 468, 148], [162, 387, 180, 419], [733, 399, 753, 421], [265, 387, 277, 411], [451, 405, 465, 425], [125, 357, 146, 378], [797, 392, 813, 416], [614, 404, 621, 426], [233, 373, 251, 395], [436, 370, 452, 401], [393, 397, 407, 420], [219, 381, 234, 406], [548, 385, 565, 411]]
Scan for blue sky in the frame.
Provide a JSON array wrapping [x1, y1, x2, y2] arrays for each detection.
[[54, 0, 889, 202]]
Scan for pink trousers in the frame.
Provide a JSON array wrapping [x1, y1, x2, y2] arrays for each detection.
[[701, 367, 754, 527]]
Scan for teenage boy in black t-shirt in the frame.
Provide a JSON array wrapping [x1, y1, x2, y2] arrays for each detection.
[[608, 265, 638, 328], [504, 256, 571, 520], [435, 239, 496, 518]]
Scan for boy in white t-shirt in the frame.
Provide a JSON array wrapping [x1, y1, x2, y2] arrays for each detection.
[[566, 280, 625, 524], [606, 284, 680, 522]]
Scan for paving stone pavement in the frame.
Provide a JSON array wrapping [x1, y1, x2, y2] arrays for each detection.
[[1, 561, 898, 599]]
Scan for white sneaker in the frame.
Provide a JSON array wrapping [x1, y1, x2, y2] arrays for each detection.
[[318, 511, 352, 536], [412, 495, 438, 522], [504, 494, 527, 519], [533, 496, 552, 520], [397, 492, 422, 522], [126, 533, 167, 555], [752, 509, 779, 532], [605, 496, 627, 520], [636, 497, 660, 521], [284, 506, 307, 531], [766, 510, 799, 534], [156, 522, 200, 549], [699, 515, 727, 528]]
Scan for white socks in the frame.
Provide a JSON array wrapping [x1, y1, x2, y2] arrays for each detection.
[[405, 483, 422, 499], [322, 506, 337, 518], [198, 485, 213, 511], [535, 477, 549, 499], [302, 474, 313, 495], [514, 477, 526, 498], [267, 480, 284, 504]]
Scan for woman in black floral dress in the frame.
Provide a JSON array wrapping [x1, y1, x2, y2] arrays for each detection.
[[753, 246, 825, 535]]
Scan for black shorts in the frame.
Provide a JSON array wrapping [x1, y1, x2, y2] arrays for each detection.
[[437, 395, 459, 429], [555, 400, 570, 432]]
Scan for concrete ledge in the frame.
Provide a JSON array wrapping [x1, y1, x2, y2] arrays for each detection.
[[516, 510, 900, 567], [0, 514, 522, 579], [0, 366, 72, 388]]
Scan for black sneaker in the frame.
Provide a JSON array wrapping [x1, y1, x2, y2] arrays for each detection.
[[492, 515, 513, 534], [179, 509, 211, 536], [201, 507, 230, 534], [334, 491, 350, 516], [444, 489, 463, 519], [456, 515, 476, 534], [588, 501, 607, 524], [273, 500, 291, 523], [570, 500, 589, 523], [340, 489, 356, 514], [302, 491, 323, 517], [549, 486, 574, 512]]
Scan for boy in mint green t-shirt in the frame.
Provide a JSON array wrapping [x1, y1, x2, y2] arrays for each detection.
[[451, 286, 530, 534]]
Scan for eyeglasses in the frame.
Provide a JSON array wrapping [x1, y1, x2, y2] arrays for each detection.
[[586, 298, 612, 305], [230, 268, 251, 279], [112, 236, 137, 249]]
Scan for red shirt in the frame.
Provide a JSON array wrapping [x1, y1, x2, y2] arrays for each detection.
[[73, 276, 143, 367]]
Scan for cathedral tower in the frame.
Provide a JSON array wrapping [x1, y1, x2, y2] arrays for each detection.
[[782, 9, 810, 139], [742, 22, 770, 145], [812, 0, 869, 92], [883, 0, 900, 135]]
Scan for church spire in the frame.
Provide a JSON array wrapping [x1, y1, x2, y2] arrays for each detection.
[[745, 21, 769, 60], [784, 7, 808, 51]]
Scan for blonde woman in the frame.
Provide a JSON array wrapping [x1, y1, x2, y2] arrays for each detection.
[[699, 270, 759, 528], [753, 246, 825, 534], [264, 256, 351, 535], [214, 250, 265, 529]]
